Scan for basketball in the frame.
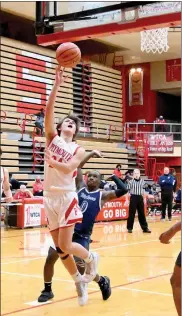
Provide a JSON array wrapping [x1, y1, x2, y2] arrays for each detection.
[[56, 42, 81, 68]]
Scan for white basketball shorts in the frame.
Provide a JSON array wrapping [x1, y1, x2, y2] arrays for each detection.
[[44, 191, 83, 231]]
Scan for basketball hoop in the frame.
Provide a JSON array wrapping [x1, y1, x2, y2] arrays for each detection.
[[139, 1, 181, 54], [141, 27, 169, 54]]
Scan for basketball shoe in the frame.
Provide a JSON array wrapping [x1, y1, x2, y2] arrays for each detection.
[[75, 280, 88, 306], [83, 252, 99, 283]]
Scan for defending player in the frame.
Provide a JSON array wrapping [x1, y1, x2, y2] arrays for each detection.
[[44, 66, 99, 306], [38, 152, 128, 304], [159, 222, 181, 316]]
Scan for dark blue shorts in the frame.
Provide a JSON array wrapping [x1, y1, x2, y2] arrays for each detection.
[[72, 232, 90, 265], [72, 232, 90, 250]]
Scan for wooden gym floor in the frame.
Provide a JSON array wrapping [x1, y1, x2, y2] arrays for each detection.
[[1, 216, 180, 316]]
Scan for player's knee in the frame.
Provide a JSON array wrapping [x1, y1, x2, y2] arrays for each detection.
[[58, 242, 71, 254], [56, 246, 64, 254], [46, 255, 57, 266]]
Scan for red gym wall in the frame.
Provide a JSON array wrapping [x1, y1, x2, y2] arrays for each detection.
[[122, 63, 157, 124], [154, 156, 181, 167]]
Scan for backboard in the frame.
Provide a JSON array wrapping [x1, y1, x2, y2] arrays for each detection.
[[36, 1, 181, 46]]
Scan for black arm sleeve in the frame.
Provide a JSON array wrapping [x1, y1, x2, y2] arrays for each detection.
[[111, 175, 128, 196], [111, 175, 125, 189]]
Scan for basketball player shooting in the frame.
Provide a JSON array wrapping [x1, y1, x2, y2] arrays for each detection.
[[0, 148, 13, 203], [39, 149, 128, 304], [44, 66, 99, 306]]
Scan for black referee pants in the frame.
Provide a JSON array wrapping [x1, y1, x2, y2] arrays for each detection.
[[127, 195, 148, 231], [161, 192, 173, 219]]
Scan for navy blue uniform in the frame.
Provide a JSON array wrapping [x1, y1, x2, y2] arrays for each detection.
[[158, 174, 175, 219], [73, 187, 102, 249]]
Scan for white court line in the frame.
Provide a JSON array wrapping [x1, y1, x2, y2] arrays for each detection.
[[25, 300, 52, 306], [118, 287, 172, 296], [2, 256, 43, 265], [1, 271, 97, 290], [93, 238, 159, 251], [2, 239, 159, 265]]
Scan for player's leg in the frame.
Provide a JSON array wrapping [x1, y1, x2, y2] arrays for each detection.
[[73, 233, 111, 301], [127, 196, 137, 232], [170, 252, 181, 316], [38, 247, 59, 302], [44, 196, 88, 306], [51, 228, 88, 306], [58, 225, 99, 282], [57, 192, 99, 282]]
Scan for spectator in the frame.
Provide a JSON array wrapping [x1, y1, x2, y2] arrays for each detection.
[[9, 173, 27, 191], [144, 183, 153, 195], [113, 164, 122, 179], [13, 185, 33, 200], [171, 170, 177, 192], [33, 176, 44, 196], [155, 115, 166, 132], [35, 108, 45, 136], [158, 167, 175, 221], [150, 184, 161, 203], [175, 188, 181, 203], [123, 170, 133, 184]]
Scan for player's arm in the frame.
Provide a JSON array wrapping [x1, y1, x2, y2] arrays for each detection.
[[76, 150, 102, 191], [101, 181, 128, 206], [3, 168, 13, 203], [79, 149, 102, 168], [45, 147, 85, 174], [45, 66, 68, 142], [159, 221, 181, 244]]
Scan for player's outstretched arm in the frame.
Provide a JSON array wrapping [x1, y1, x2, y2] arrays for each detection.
[[3, 168, 13, 203], [76, 150, 102, 191], [45, 66, 68, 142], [45, 147, 85, 174], [159, 221, 181, 244], [78, 150, 102, 169]]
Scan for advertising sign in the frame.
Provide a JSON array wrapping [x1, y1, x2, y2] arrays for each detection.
[[148, 133, 174, 153]]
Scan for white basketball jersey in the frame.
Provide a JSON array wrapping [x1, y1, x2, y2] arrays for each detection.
[[44, 134, 80, 192], [1, 167, 4, 197]]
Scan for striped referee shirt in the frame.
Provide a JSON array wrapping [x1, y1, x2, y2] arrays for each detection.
[[127, 178, 145, 195]]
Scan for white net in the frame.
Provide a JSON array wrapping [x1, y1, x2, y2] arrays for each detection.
[[141, 28, 169, 54]]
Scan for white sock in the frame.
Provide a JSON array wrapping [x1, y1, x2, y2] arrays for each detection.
[[84, 252, 93, 264], [72, 272, 82, 283]]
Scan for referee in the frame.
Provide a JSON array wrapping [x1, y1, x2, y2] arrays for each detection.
[[127, 169, 151, 233]]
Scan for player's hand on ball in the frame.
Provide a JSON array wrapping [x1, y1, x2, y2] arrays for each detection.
[[92, 150, 103, 158], [159, 232, 170, 244], [55, 66, 69, 86]]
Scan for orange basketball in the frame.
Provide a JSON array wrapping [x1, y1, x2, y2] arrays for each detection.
[[56, 42, 81, 68]]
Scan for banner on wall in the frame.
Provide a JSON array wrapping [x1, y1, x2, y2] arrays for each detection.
[[24, 203, 44, 227], [129, 68, 143, 106], [148, 133, 174, 153], [166, 59, 181, 82]]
